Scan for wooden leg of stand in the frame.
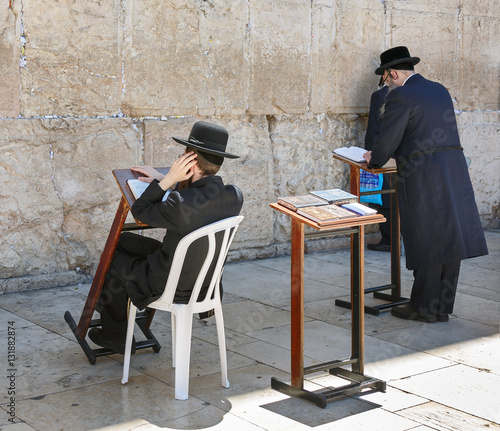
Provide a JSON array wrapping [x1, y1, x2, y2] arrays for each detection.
[[76, 196, 130, 338], [351, 227, 365, 374], [290, 218, 305, 390], [350, 165, 360, 196], [390, 173, 401, 296]]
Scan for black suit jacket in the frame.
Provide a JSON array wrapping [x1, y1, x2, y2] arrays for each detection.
[[369, 74, 487, 269], [125, 176, 243, 309]]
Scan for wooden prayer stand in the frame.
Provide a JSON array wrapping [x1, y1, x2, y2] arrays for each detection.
[[270, 203, 386, 408], [331, 153, 409, 315], [64, 168, 169, 364]]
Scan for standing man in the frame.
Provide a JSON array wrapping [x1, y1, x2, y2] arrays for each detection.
[[365, 81, 390, 251], [364, 46, 488, 323], [89, 121, 244, 353]]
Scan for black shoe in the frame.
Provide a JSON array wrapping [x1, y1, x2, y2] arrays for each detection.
[[391, 305, 437, 323], [437, 313, 449, 322], [367, 242, 391, 252], [199, 309, 215, 320], [88, 328, 136, 355]]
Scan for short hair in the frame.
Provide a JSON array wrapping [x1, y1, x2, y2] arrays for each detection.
[[186, 147, 220, 176]]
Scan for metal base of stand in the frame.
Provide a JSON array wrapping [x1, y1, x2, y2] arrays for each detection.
[[64, 310, 161, 365], [271, 365, 386, 408], [335, 283, 409, 316]]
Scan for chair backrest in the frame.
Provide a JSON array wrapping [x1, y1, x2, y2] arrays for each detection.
[[152, 215, 244, 310]]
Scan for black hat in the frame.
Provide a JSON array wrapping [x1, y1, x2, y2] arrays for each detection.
[[173, 121, 239, 166], [375, 46, 420, 75]]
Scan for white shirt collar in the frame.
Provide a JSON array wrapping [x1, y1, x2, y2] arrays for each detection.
[[402, 73, 416, 86]]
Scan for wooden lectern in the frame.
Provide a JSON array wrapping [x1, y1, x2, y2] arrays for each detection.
[[332, 153, 409, 315], [270, 203, 386, 407], [64, 168, 169, 364]]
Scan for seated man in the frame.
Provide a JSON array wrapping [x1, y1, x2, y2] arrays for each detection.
[[89, 121, 244, 353]]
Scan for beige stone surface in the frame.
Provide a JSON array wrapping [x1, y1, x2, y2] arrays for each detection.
[[247, 0, 310, 115], [20, 0, 123, 116], [122, 0, 249, 117], [458, 13, 500, 110], [0, 118, 141, 284], [0, 3, 20, 117], [310, 0, 386, 114], [457, 111, 500, 226]]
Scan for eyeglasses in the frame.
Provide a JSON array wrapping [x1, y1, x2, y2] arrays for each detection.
[[383, 69, 392, 85]]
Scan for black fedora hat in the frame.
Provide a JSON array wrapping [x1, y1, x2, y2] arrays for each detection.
[[173, 121, 239, 165], [375, 46, 420, 75]]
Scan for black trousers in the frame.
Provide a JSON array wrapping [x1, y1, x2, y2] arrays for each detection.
[[97, 233, 161, 339], [409, 260, 461, 315]]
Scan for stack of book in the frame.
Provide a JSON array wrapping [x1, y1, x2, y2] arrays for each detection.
[[277, 188, 376, 226]]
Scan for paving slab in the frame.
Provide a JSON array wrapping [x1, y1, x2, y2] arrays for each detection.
[[390, 364, 500, 424]]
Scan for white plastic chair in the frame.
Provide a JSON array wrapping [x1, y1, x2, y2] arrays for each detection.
[[121, 215, 244, 400]]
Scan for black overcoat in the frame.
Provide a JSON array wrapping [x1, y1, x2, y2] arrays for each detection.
[[369, 74, 487, 270], [124, 176, 243, 309]]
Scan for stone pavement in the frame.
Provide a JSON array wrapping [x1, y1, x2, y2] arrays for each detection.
[[0, 230, 498, 431]]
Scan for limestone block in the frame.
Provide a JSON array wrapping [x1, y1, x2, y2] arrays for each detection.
[[269, 113, 365, 243], [247, 0, 311, 114], [0, 3, 20, 117], [142, 116, 275, 257], [20, 0, 123, 116], [220, 116, 275, 253], [0, 118, 141, 281], [310, 0, 386, 114], [385, 5, 459, 97], [384, 0, 460, 15], [456, 111, 500, 225], [0, 119, 61, 277], [49, 118, 142, 270], [458, 13, 500, 110], [122, 0, 249, 117]]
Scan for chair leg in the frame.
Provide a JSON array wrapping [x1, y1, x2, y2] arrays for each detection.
[[121, 304, 137, 384], [214, 305, 229, 388], [173, 310, 193, 400], [171, 312, 176, 368]]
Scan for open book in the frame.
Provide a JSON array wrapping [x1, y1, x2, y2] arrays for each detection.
[[127, 179, 171, 202], [333, 146, 367, 163]]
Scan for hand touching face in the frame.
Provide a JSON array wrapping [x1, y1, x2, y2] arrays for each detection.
[[158, 151, 198, 191]]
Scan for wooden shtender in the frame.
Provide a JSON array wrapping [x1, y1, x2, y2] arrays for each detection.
[[332, 153, 410, 315], [64, 168, 169, 364], [270, 202, 387, 407]]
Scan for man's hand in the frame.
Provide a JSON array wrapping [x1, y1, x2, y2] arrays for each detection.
[[363, 151, 372, 164], [131, 166, 164, 183], [158, 151, 197, 191]]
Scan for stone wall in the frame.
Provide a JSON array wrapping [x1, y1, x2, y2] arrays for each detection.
[[1, 0, 499, 292]]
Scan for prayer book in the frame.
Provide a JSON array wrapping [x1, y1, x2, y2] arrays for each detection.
[[333, 146, 367, 163], [310, 188, 358, 205], [341, 202, 377, 216], [297, 204, 358, 225], [278, 194, 328, 211], [127, 179, 171, 202]]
